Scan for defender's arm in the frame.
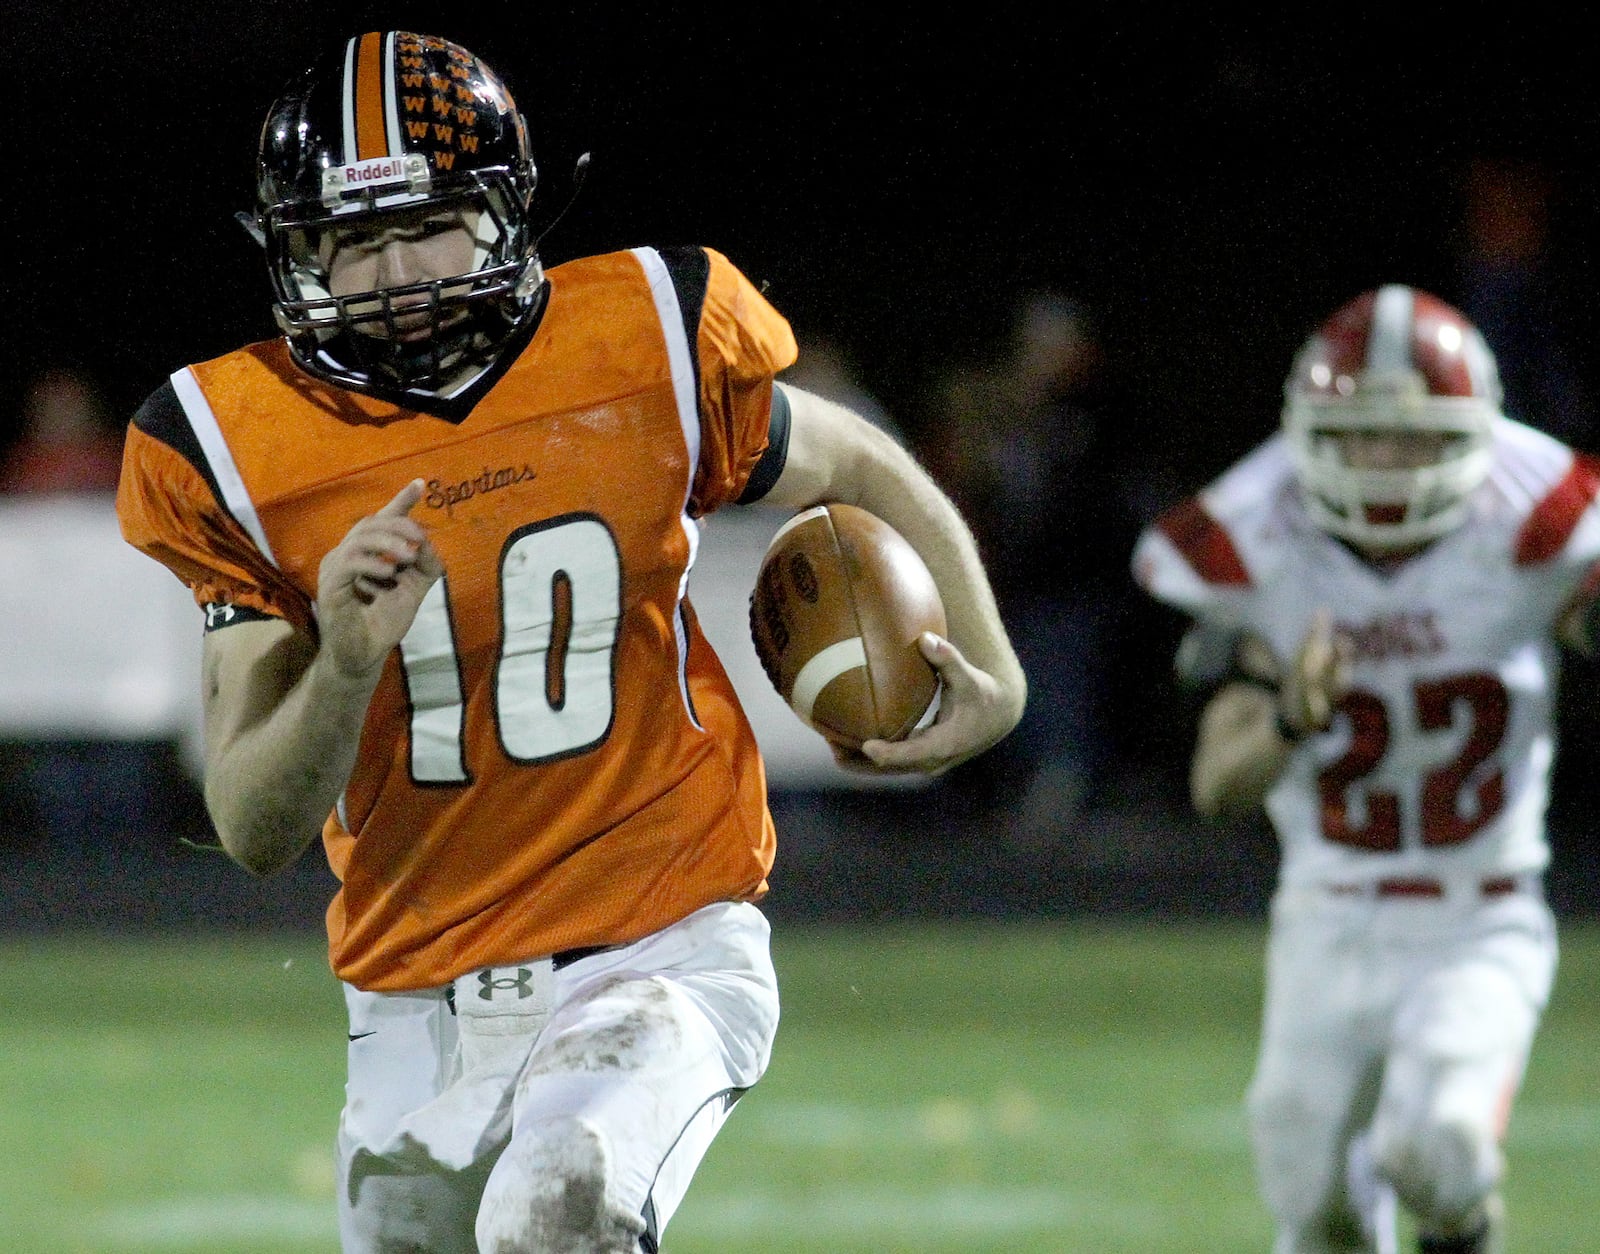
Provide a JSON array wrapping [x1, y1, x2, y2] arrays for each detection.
[[1190, 614, 1348, 819]]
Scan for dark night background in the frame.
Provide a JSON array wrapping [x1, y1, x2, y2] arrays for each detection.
[[6, 4, 1600, 925]]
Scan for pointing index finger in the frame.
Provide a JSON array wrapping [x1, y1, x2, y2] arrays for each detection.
[[377, 479, 426, 519]]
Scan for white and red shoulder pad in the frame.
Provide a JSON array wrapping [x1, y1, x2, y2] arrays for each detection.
[[1131, 436, 1293, 628], [1493, 417, 1600, 640], [1493, 418, 1600, 569]]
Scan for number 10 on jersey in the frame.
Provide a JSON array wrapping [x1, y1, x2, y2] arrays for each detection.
[[397, 516, 623, 782]]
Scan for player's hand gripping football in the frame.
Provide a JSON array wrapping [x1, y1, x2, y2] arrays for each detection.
[[316, 480, 444, 679], [1278, 609, 1350, 737], [843, 632, 1012, 775]]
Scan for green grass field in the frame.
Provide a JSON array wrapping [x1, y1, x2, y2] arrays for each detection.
[[1, 919, 1595, 1252]]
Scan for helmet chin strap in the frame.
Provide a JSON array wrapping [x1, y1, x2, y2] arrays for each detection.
[[534, 154, 591, 253]]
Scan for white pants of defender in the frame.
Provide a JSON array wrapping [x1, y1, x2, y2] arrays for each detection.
[[336, 901, 780, 1253], [1246, 883, 1556, 1253]]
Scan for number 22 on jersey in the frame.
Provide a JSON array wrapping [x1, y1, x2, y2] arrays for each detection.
[[1318, 673, 1509, 851]]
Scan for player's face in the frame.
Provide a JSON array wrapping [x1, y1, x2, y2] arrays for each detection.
[[1329, 430, 1456, 471], [321, 206, 479, 340]]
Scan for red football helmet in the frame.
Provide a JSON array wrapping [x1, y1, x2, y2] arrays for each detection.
[[1282, 285, 1502, 548]]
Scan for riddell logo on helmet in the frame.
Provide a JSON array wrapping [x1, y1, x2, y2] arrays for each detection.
[[320, 153, 430, 201], [343, 157, 411, 185]]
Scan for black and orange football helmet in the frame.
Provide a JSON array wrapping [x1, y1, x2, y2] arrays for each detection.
[[252, 31, 544, 402]]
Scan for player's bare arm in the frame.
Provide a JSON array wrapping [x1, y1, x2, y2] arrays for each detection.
[[1191, 614, 1349, 818], [1191, 681, 1292, 819], [203, 480, 443, 874], [760, 381, 1026, 774]]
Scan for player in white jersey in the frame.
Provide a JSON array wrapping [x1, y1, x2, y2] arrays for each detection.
[[1133, 285, 1600, 1253]]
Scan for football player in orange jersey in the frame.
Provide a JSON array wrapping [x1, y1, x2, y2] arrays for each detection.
[[116, 30, 1025, 1254]]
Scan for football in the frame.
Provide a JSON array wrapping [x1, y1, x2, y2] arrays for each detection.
[[749, 503, 946, 748]]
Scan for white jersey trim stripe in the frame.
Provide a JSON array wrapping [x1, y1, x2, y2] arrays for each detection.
[[631, 245, 705, 730], [340, 36, 360, 163], [168, 368, 277, 566]]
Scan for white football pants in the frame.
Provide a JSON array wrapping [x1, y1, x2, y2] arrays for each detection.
[[1246, 883, 1555, 1253], [336, 900, 780, 1253]]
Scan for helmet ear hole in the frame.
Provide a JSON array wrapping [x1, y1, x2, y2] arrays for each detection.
[[284, 227, 322, 269]]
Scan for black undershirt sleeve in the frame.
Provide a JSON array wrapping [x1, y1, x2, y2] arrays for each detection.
[[202, 602, 279, 633], [736, 383, 791, 505]]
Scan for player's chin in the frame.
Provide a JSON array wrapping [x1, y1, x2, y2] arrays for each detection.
[[389, 313, 439, 342]]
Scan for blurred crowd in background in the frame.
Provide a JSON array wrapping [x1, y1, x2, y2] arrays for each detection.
[[6, 137, 1600, 927]]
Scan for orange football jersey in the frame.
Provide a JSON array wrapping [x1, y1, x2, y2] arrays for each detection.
[[118, 246, 797, 990]]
